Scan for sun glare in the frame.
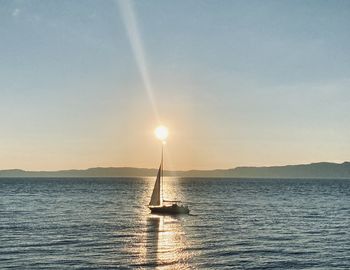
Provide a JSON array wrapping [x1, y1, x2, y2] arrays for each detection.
[[155, 126, 169, 141]]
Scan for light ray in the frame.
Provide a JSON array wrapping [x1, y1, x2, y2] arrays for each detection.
[[117, 0, 159, 121]]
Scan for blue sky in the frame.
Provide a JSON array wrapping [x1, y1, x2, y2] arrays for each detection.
[[0, 0, 349, 170]]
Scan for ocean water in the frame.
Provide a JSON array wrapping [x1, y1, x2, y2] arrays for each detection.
[[1, 178, 350, 269]]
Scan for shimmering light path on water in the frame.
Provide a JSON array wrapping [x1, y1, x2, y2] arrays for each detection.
[[1, 178, 350, 269]]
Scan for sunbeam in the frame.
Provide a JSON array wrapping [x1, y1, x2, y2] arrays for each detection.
[[117, 0, 159, 121]]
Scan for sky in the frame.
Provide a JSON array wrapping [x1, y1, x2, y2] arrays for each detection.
[[0, 0, 349, 171]]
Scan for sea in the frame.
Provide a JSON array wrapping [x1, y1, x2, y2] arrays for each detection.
[[1, 177, 350, 269]]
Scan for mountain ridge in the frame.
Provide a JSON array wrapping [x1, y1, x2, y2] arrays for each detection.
[[1, 162, 350, 178]]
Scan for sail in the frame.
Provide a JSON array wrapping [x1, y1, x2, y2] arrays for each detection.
[[149, 164, 162, 206]]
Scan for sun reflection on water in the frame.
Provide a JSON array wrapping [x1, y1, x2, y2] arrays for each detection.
[[143, 215, 192, 269], [125, 177, 193, 269]]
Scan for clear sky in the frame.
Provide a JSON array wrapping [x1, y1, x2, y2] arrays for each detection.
[[1, 0, 349, 171]]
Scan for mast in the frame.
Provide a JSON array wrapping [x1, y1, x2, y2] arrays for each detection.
[[161, 142, 164, 204]]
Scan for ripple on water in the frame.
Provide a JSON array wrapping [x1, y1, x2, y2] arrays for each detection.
[[1, 178, 350, 269]]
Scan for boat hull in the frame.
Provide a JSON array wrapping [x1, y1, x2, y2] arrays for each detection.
[[149, 204, 190, 215]]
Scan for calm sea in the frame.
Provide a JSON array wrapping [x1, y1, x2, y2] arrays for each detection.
[[1, 178, 350, 269]]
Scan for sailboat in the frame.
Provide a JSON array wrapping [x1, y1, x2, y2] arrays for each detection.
[[148, 163, 190, 215], [148, 128, 190, 215]]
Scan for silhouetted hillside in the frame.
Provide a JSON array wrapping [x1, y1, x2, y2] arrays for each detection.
[[1, 162, 350, 178], [231, 162, 350, 178]]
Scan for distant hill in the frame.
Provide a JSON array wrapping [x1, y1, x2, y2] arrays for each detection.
[[231, 162, 350, 178], [1, 162, 350, 178], [0, 167, 158, 178]]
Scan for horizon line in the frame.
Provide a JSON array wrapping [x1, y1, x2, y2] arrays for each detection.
[[1, 160, 349, 172]]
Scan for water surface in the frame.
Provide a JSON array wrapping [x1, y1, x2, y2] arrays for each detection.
[[1, 178, 350, 269]]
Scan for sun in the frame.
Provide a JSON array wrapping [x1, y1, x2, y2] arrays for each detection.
[[155, 126, 168, 142]]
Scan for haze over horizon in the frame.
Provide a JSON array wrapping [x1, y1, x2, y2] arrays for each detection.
[[1, 0, 349, 171], [2, 160, 350, 173]]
